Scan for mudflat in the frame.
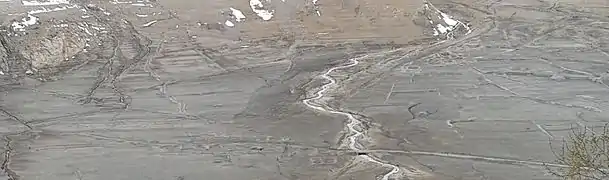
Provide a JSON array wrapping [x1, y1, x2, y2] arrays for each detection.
[[0, 0, 608, 179]]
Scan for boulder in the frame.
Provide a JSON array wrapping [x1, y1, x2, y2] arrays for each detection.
[[15, 21, 87, 70]]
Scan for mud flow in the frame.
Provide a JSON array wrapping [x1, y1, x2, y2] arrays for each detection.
[[0, 0, 608, 179]]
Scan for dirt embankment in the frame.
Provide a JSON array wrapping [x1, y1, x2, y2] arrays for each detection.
[[0, 4, 122, 81], [0, 0, 485, 81]]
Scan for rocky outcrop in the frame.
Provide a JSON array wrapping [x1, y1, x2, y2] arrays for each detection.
[[18, 28, 86, 70], [0, 12, 107, 79], [13, 20, 87, 70], [413, 1, 472, 40]]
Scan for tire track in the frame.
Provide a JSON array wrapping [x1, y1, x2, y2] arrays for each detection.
[[80, 39, 119, 105], [110, 19, 153, 109], [302, 56, 405, 180], [144, 40, 188, 113]]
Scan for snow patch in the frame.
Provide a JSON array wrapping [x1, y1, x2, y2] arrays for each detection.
[[436, 24, 450, 34], [142, 20, 157, 27], [52, 23, 68, 28], [440, 13, 458, 26], [224, 20, 235, 27], [76, 24, 93, 36], [249, 0, 274, 21], [131, 3, 153, 7], [22, 0, 70, 6], [111, 0, 132, 4], [424, 2, 471, 39], [312, 0, 321, 16], [28, 4, 78, 14], [11, 14, 38, 31], [89, 6, 112, 15], [91, 26, 106, 31], [229, 7, 246, 22]]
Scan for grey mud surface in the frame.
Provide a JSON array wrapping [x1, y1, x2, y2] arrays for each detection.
[[1, 0, 609, 179]]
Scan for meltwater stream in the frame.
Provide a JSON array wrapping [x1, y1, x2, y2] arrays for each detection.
[[302, 57, 401, 180]]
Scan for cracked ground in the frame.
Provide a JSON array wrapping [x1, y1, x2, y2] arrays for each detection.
[[1, 0, 609, 179]]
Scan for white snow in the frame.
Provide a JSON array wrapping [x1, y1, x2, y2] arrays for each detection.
[[142, 20, 158, 27], [425, 2, 471, 37], [76, 25, 93, 36], [446, 120, 454, 128], [11, 14, 38, 31], [131, 3, 153, 7], [313, 0, 321, 16], [95, 7, 111, 15], [53, 23, 68, 27], [135, 14, 148, 17], [22, 0, 70, 6], [249, 0, 274, 21], [440, 13, 458, 26], [229, 7, 246, 22], [436, 24, 450, 34], [224, 20, 235, 27], [111, 0, 132, 4], [28, 4, 78, 14], [91, 26, 105, 31]]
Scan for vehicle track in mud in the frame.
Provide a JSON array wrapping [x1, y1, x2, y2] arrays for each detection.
[[79, 10, 152, 110]]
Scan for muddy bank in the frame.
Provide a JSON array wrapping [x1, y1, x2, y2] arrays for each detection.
[[3, 0, 603, 179]]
